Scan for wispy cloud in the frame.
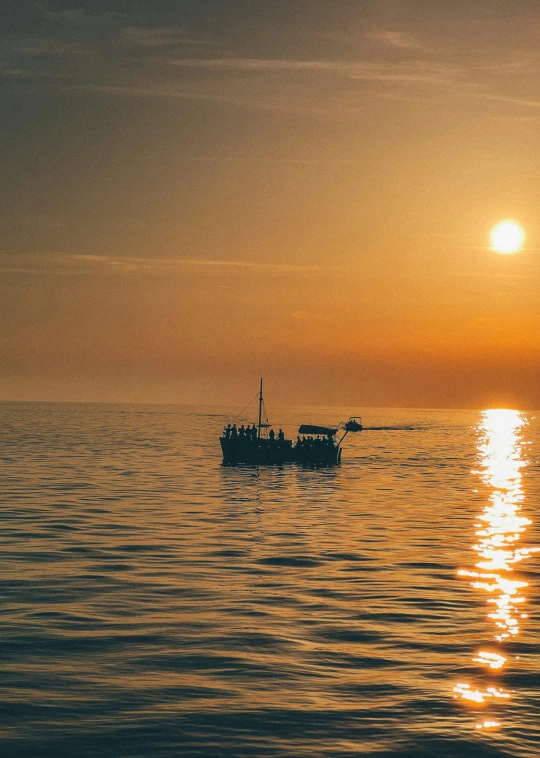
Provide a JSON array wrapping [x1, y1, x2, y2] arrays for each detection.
[[63, 56, 507, 118], [5, 11, 540, 122], [475, 93, 540, 109], [479, 57, 539, 74], [178, 156, 365, 164], [370, 30, 424, 51], [122, 27, 214, 48], [73, 255, 337, 274], [1, 65, 65, 79], [169, 57, 466, 87], [170, 57, 346, 71], [0, 253, 337, 276], [78, 83, 288, 112], [34, 4, 123, 24], [9, 37, 88, 56]]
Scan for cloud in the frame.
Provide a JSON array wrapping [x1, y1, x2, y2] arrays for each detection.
[[169, 57, 466, 87], [76, 83, 327, 116], [370, 30, 424, 51], [71, 254, 109, 262], [475, 93, 540, 109], [170, 57, 347, 71], [33, 4, 123, 24], [179, 156, 362, 164], [1, 65, 65, 78], [62, 55, 490, 119], [0, 253, 337, 277], [5, 18, 539, 122], [122, 27, 214, 48], [73, 255, 337, 275], [479, 58, 537, 74], [79, 83, 274, 109], [10, 37, 88, 55]]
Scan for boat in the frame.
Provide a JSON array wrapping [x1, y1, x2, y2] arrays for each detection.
[[219, 379, 362, 466]]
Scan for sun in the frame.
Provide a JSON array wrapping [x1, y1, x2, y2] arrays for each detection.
[[490, 220, 525, 254]]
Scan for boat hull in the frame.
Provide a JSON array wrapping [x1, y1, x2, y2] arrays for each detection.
[[219, 438, 341, 467]]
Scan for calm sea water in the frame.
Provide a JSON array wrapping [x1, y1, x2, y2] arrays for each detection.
[[1, 402, 539, 758]]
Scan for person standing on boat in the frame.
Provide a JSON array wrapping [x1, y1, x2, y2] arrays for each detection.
[[269, 429, 275, 442]]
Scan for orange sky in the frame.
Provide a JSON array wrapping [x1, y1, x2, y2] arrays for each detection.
[[2, 1, 540, 407]]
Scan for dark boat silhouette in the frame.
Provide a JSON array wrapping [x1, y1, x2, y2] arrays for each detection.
[[219, 379, 362, 466]]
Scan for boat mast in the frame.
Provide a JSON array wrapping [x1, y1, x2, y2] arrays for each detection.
[[258, 378, 263, 439]]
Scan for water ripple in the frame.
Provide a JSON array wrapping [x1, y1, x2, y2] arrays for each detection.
[[0, 402, 539, 757]]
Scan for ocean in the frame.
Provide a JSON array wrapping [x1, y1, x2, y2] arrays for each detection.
[[1, 402, 539, 758]]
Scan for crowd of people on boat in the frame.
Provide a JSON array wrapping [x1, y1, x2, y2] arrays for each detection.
[[295, 434, 336, 453], [222, 424, 287, 443], [222, 424, 336, 451]]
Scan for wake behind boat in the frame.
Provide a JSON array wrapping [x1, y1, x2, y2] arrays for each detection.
[[219, 380, 362, 466]]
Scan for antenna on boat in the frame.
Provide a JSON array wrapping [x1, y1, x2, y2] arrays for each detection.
[[258, 378, 263, 439]]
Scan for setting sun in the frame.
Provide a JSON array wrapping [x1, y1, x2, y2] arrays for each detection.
[[490, 221, 525, 254]]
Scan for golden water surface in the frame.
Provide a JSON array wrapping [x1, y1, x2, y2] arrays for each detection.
[[1, 403, 539, 757]]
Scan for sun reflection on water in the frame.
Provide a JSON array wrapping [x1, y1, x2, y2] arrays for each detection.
[[454, 409, 538, 724]]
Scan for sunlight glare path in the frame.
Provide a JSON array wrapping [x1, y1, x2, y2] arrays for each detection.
[[454, 409, 538, 726]]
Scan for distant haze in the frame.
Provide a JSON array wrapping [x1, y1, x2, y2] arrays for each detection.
[[2, 1, 540, 408]]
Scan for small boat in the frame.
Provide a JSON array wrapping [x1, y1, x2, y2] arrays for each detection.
[[219, 379, 362, 466]]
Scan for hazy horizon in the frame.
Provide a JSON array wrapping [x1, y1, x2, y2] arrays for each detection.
[[1, 395, 538, 414]]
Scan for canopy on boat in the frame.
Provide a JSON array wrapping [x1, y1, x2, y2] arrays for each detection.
[[298, 424, 337, 436]]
